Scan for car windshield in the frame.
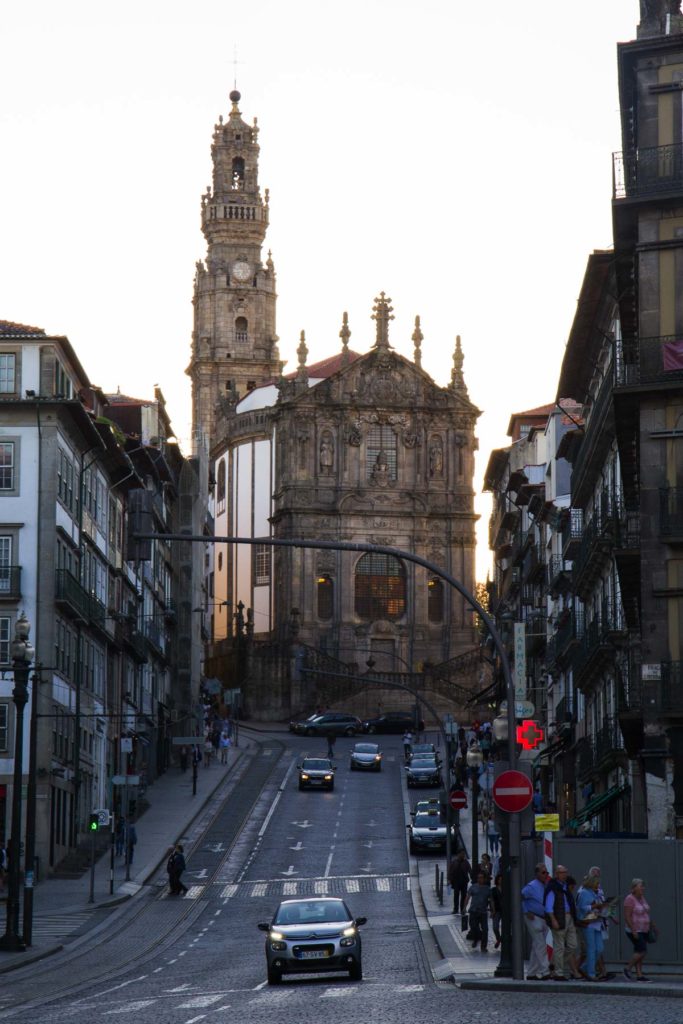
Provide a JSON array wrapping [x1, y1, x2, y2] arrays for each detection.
[[414, 813, 443, 828], [353, 744, 378, 754], [302, 759, 331, 770], [412, 745, 435, 754], [410, 757, 437, 765], [274, 900, 350, 925]]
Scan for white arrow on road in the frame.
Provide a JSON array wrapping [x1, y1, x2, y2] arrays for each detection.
[[366, 820, 378, 827], [362, 841, 373, 849], [187, 868, 208, 879], [292, 820, 313, 828], [360, 862, 372, 873], [281, 865, 298, 876], [205, 842, 226, 853], [290, 841, 304, 851]]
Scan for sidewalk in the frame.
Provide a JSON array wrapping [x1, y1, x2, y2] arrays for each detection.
[[0, 735, 259, 974]]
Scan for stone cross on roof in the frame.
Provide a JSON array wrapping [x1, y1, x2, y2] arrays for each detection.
[[372, 292, 394, 350]]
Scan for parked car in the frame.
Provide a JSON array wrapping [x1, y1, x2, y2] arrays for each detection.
[[258, 897, 366, 984], [405, 756, 442, 788], [407, 809, 452, 854], [362, 711, 424, 734], [349, 742, 382, 771], [408, 743, 440, 762], [298, 757, 336, 791], [411, 797, 442, 817], [290, 712, 362, 737]]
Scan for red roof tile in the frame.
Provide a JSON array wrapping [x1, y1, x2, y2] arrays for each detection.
[[284, 350, 362, 380], [0, 320, 46, 337]]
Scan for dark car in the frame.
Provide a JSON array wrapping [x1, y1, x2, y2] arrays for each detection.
[[298, 757, 336, 791], [349, 742, 382, 771], [258, 897, 366, 984], [407, 808, 453, 854], [408, 742, 440, 763], [290, 712, 362, 737], [405, 756, 442, 788], [362, 711, 424, 734]]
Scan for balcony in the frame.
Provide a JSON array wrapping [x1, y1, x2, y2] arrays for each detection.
[[522, 543, 545, 584], [625, 661, 683, 715], [594, 716, 625, 770], [546, 555, 571, 596], [55, 569, 90, 622], [525, 612, 547, 654], [561, 509, 583, 558], [553, 609, 585, 667], [615, 335, 683, 388], [660, 487, 683, 543], [613, 143, 683, 200], [572, 513, 615, 600], [125, 627, 147, 663], [0, 566, 21, 601], [88, 594, 107, 632]]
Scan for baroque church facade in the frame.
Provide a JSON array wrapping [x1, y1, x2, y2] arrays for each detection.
[[187, 91, 481, 716]]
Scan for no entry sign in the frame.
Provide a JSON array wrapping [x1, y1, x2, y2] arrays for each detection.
[[492, 770, 533, 813], [448, 789, 467, 810]]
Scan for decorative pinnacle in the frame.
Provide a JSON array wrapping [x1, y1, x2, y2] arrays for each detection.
[[450, 334, 468, 394], [340, 311, 351, 366], [296, 330, 308, 382], [371, 292, 394, 350], [412, 315, 423, 368]]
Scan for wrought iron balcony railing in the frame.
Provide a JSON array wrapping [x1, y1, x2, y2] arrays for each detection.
[[616, 335, 683, 387], [0, 565, 21, 600], [561, 509, 583, 558], [614, 143, 683, 200], [55, 569, 90, 621], [660, 487, 683, 541]]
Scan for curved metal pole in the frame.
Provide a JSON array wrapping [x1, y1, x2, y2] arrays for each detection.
[[137, 532, 523, 979]]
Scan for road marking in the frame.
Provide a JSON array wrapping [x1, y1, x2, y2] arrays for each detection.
[[321, 987, 355, 998], [177, 995, 224, 1008], [186, 885, 204, 899], [346, 879, 360, 892], [324, 850, 334, 877], [376, 878, 390, 891], [314, 880, 328, 894], [290, 841, 303, 850], [251, 883, 267, 896], [105, 1000, 156, 1014], [292, 820, 313, 828], [183, 1017, 207, 1023], [221, 884, 238, 898], [281, 865, 298, 876], [91, 977, 149, 998], [283, 881, 297, 895]]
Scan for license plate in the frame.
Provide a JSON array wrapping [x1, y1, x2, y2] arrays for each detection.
[[299, 950, 328, 959], [310, 779, 322, 784]]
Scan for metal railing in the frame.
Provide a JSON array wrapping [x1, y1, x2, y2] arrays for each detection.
[[0, 565, 21, 600], [615, 334, 683, 387], [561, 509, 583, 557], [660, 487, 683, 540], [55, 569, 90, 621], [614, 143, 683, 200]]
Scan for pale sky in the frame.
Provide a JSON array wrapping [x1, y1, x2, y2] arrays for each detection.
[[1, 1, 640, 581]]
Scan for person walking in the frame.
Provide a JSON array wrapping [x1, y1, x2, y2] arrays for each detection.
[[624, 878, 657, 982], [486, 817, 500, 856], [326, 730, 336, 760], [219, 731, 231, 765], [544, 864, 579, 980], [203, 734, 213, 767], [575, 875, 605, 980], [168, 844, 188, 896], [466, 870, 493, 952], [491, 873, 503, 950], [126, 822, 138, 866], [521, 862, 552, 980], [115, 816, 125, 857], [448, 850, 472, 914], [179, 745, 189, 773], [402, 730, 413, 763]]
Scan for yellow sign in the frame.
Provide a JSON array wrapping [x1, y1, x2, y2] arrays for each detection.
[[534, 814, 560, 832]]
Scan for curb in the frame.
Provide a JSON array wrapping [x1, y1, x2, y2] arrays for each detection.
[[458, 977, 683, 998]]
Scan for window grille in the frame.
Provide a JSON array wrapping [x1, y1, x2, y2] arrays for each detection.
[[354, 553, 406, 621]]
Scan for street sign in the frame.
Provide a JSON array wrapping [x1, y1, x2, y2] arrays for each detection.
[[492, 770, 533, 813], [535, 813, 560, 832], [500, 699, 535, 719], [448, 789, 467, 810], [111, 775, 140, 786], [95, 808, 111, 826], [515, 719, 545, 750]]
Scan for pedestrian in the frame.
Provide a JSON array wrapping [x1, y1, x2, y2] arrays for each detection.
[[204, 734, 213, 766], [586, 865, 613, 979], [491, 872, 502, 949], [466, 870, 493, 952], [179, 745, 188, 773], [486, 817, 500, 856], [448, 850, 472, 914], [166, 845, 177, 895], [115, 816, 125, 857], [478, 853, 493, 883], [521, 862, 552, 980], [0, 839, 6, 890], [402, 730, 413, 762], [623, 878, 657, 982], [326, 730, 335, 760], [211, 727, 221, 759], [126, 822, 138, 865], [544, 863, 580, 980], [219, 731, 231, 765], [576, 874, 605, 981], [168, 843, 188, 895]]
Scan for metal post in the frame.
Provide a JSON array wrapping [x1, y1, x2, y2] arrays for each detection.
[[192, 750, 198, 796], [88, 827, 95, 904], [22, 669, 39, 947], [495, 815, 513, 977], [472, 770, 479, 871], [109, 815, 115, 896], [124, 779, 131, 883]]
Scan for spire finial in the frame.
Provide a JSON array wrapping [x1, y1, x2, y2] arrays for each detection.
[[412, 315, 423, 368], [340, 311, 351, 367], [371, 292, 394, 350], [296, 330, 309, 383], [450, 334, 468, 394]]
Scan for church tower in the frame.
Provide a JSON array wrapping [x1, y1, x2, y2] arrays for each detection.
[[187, 90, 281, 449]]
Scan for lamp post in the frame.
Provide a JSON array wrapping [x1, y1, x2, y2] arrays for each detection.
[[466, 742, 483, 871], [492, 714, 513, 978], [0, 613, 34, 952]]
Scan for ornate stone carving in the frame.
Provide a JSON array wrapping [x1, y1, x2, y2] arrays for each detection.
[[316, 551, 336, 573], [319, 432, 334, 474], [429, 437, 444, 477]]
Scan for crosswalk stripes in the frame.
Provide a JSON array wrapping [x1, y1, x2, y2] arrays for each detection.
[[159, 874, 410, 901], [220, 883, 239, 898], [31, 913, 92, 937]]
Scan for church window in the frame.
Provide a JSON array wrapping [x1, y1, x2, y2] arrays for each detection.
[[232, 157, 245, 189], [428, 577, 444, 623], [216, 460, 226, 513], [366, 425, 397, 480], [354, 553, 406, 621], [254, 543, 271, 586], [235, 317, 248, 343], [317, 575, 333, 620]]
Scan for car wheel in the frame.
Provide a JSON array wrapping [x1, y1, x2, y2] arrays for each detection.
[[367, 725, 376, 734], [349, 959, 363, 981], [409, 841, 417, 854], [376, 765, 382, 772], [298, 782, 305, 790], [267, 966, 282, 985], [328, 783, 335, 791], [345, 727, 355, 736]]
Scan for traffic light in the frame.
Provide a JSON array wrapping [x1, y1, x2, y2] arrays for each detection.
[[89, 812, 99, 832]]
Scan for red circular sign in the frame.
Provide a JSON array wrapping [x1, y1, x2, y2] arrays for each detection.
[[448, 789, 467, 810], [492, 770, 533, 813]]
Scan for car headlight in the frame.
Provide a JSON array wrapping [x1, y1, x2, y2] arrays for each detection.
[[324, 774, 333, 781], [342, 926, 357, 937], [374, 755, 381, 761], [270, 930, 285, 940], [270, 941, 287, 951], [300, 773, 309, 780], [340, 937, 356, 947]]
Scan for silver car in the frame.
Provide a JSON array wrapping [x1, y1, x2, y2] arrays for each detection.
[[258, 897, 366, 984], [350, 741, 382, 771]]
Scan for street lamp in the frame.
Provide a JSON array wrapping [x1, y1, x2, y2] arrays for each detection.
[[466, 742, 484, 871], [0, 613, 34, 952]]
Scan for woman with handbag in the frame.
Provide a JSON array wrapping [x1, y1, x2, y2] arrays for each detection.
[[576, 875, 605, 981], [623, 878, 657, 981]]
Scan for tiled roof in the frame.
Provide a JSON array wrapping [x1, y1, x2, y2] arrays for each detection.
[[0, 320, 46, 337], [284, 350, 363, 380], [511, 402, 556, 419], [106, 393, 153, 406]]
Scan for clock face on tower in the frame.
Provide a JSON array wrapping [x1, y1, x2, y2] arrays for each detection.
[[232, 260, 251, 283]]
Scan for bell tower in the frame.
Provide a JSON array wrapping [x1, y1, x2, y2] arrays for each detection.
[[187, 90, 281, 449]]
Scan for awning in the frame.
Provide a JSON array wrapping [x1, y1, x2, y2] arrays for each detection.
[[532, 737, 566, 766], [566, 783, 630, 829]]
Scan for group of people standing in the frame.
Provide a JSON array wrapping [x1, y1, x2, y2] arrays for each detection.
[[447, 850, 502, 952]]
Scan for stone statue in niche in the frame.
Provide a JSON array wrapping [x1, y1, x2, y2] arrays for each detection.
[[319, 434, 334, 474], [347, 425, 361, 446], [372, 449, 389, 486], [429, 444, 444, 477]]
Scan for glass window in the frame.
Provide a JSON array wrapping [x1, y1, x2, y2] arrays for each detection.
[[254, 543, 270, 586], [217, 460, 226, 511], [317, 575, 333, 620], [354, 553, 406, 621], [0, 536, 11, 593], [0, 702, 8, 750], [428, 577, 444, 623], [0, 442, 14, 490], [366, 425, 397, 480], [0, 354, 16, 393], [0, 616, 10, 664]]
